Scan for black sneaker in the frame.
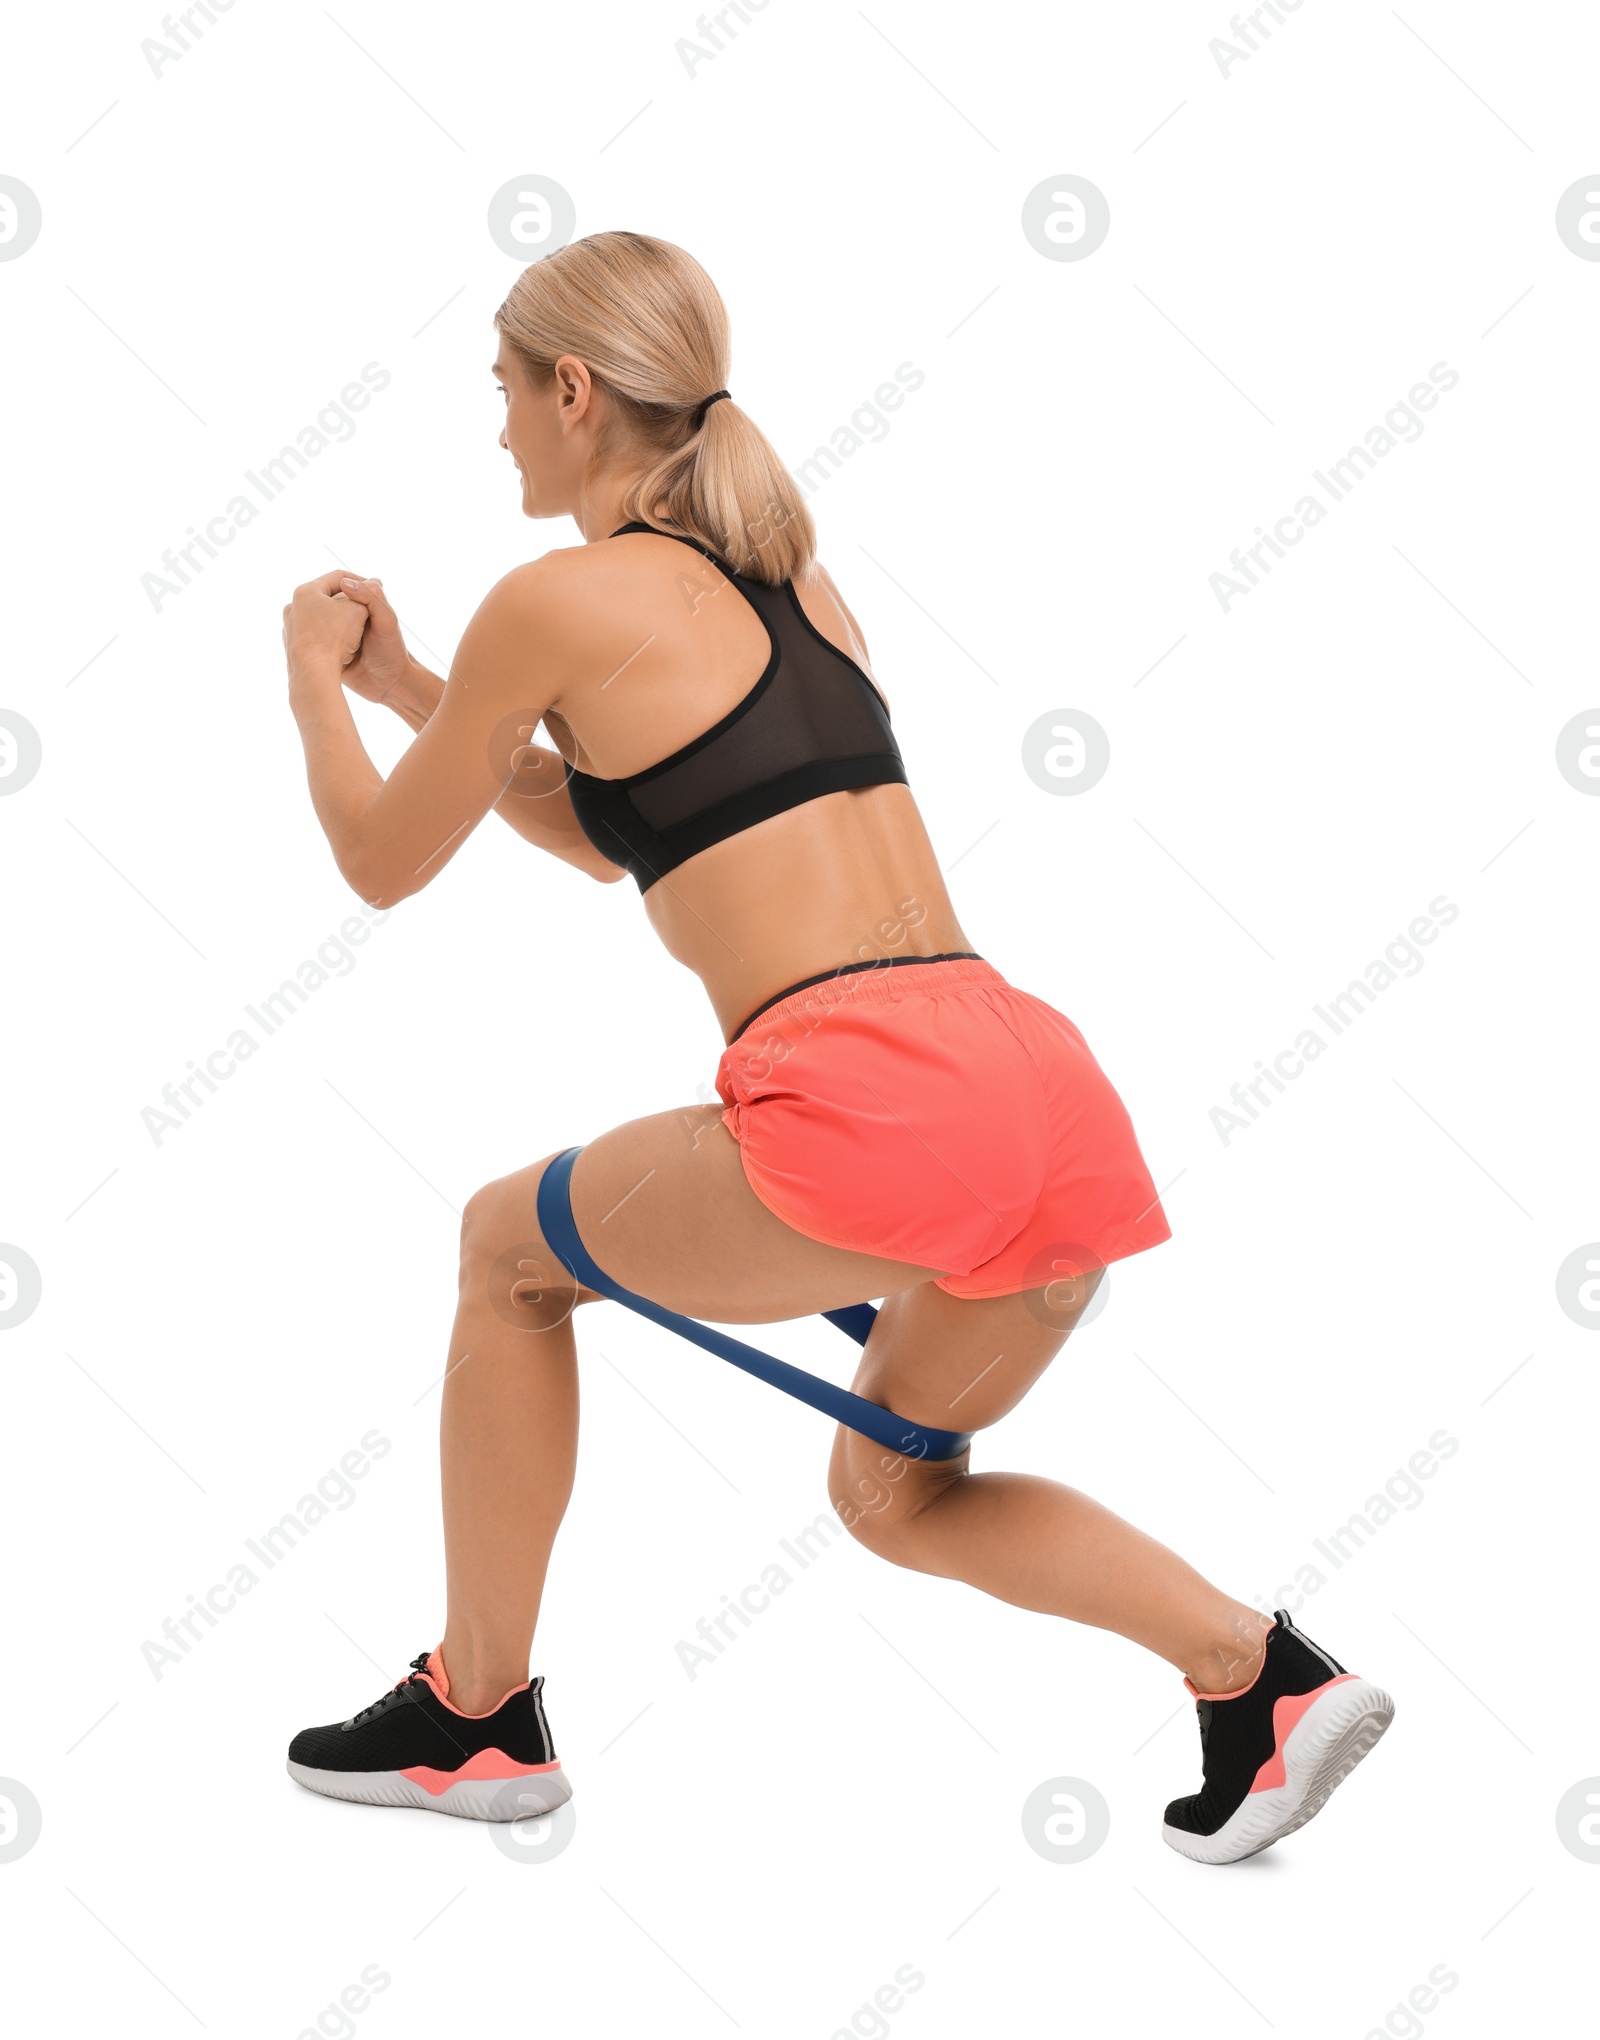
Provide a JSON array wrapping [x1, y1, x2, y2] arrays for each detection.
[[286, 1647, 571, 1822], [1162, 1609, 1393, 1864]]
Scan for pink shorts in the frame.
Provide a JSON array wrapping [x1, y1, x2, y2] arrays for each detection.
[[715, 956, 1171, 1299]]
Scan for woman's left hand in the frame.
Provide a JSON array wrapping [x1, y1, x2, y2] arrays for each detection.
[[283, 572, 370, 683]]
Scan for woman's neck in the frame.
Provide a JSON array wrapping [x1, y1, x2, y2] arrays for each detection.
[[571, 469, 655, 544]]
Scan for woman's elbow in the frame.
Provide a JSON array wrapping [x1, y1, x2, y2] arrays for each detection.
[[337, 846, 416, 911]]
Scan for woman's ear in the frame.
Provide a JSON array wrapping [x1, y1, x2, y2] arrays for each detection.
[[552, 354, 594, 430]]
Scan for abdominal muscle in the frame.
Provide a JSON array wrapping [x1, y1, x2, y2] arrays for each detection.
[[644, 782, 975, 1043]]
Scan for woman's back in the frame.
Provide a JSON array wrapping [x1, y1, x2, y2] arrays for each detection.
[[536, 526, 973, 1040]]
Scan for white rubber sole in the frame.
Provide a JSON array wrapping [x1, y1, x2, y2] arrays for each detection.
[[287, 1759, 573, 1822], [1162, 1677, 1395, 1865]]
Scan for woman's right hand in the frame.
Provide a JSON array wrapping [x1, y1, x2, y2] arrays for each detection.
[[337, 575, 433, 716]]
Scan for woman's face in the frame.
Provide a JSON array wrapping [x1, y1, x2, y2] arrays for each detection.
[[494, 346, 600, 520]]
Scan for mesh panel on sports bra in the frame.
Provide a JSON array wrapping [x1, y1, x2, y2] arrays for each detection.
[[563, 524, 907, 890], [626, 579, 893, 826]]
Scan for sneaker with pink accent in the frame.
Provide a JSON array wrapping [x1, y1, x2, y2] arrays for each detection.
[[1162, 1609, 1394, 1864], [287, 1648, 571, 1821]]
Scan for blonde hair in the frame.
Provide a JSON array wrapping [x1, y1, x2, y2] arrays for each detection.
[[495, 230, 815, 585]]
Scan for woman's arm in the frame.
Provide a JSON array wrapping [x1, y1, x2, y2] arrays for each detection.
[[282, 565, 619, 906], [330, 573, 624, 881]]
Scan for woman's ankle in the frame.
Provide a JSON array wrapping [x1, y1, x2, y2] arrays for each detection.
[[1182, 1605, 1273, 1695], [436, 1629, 532, 1716]]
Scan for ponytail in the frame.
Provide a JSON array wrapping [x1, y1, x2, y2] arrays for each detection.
[[494, 230, 816, 585]]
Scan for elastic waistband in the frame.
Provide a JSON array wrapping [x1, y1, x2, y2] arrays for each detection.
[[727, 953, 996, 1043]]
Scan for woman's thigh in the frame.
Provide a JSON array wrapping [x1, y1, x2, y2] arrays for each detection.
[[478, 1103, 946, 1325], [569, 1103, 948, 1317], [826, 1270, 1104, 1538], [842, 1276, 1100, 1431]]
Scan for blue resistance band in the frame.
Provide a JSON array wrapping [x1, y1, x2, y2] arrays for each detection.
[[535, 1146, 973, 1461]]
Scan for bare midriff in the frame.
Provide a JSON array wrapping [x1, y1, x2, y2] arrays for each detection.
[[643, 782, 974, 1043]]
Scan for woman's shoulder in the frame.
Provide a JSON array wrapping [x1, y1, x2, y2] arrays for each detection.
[[473, 540, 629, 630], [464, 534, 705, 679]]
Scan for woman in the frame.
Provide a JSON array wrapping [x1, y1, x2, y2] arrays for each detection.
[[280, 231, 1392, 1863]]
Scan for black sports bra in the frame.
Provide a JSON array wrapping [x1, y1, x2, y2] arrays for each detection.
[[561, 522, 908, 892]]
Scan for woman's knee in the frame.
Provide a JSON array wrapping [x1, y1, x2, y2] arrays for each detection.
[[459, 1156, 581, 1330], [827, 1431, 963, 1561]]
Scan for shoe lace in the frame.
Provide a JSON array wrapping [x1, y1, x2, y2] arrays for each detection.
[[346, 1652, 432, 1727]]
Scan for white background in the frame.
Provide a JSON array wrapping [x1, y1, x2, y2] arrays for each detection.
[[3, 0, 1596, 2033]]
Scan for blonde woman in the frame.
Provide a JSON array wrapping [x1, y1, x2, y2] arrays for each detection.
[[280, 231, 1392, 1862]]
